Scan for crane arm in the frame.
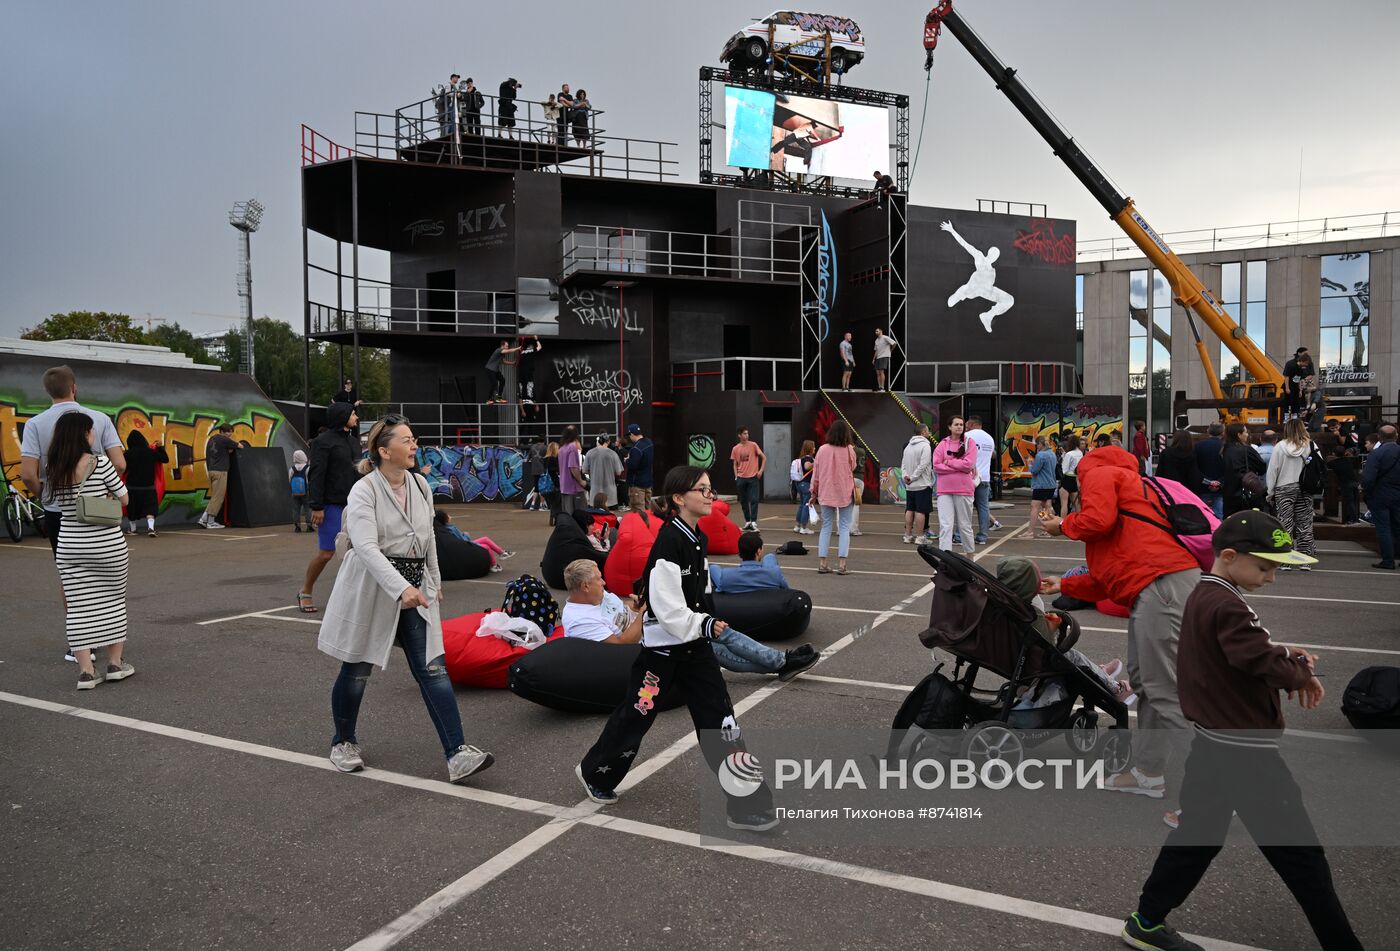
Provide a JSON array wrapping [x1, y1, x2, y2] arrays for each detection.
[[925, 3, 1284, 393]]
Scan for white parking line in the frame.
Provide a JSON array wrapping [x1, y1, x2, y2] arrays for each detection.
[[0, 687, 1264, 951], [197, 604, 302, 626], [1076, 625, 1400, 658], [814, 605, 922, 618]]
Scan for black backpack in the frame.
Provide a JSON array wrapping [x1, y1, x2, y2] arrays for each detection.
[[1299, 442, 1328, 495], [1341, 666, 1400, 730]]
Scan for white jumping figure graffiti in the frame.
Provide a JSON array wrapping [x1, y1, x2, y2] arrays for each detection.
[[941, 221, 1015, 333]]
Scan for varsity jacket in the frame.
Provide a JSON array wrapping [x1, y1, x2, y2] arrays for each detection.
[[1177, 574, 1313, 745], [638, 516, 718, 647]]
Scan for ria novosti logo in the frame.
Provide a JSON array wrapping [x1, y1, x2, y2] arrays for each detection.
[[717, 752, 765, 798]]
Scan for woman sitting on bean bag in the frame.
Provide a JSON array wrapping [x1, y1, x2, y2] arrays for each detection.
[[433, 517, 493, 580], [696, 496, 741, 556], [603, 510, 662, 596], [540, 510, 608, 590]]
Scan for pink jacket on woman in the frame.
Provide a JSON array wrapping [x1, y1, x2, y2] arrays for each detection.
[[932, 436, 978, 496], [809, 443, 856, 508]]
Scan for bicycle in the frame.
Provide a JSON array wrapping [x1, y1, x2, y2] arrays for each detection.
[[1, 463, 48, 543]]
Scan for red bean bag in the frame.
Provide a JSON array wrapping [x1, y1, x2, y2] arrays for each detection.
[[1095, 599, 1131, 619], [604, 511, 662, 596], [697, 497, 741, 556], [443, 612, 563, 688]]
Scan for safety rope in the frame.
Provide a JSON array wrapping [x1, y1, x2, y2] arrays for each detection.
[[886, 389, 922, 427], [819, 389, 880, 466]]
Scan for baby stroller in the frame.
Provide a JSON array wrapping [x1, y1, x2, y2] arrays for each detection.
[[888, 546, 1131, 771]]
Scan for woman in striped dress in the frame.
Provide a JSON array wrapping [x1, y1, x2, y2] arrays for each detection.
[[47, 412, 133, 689]]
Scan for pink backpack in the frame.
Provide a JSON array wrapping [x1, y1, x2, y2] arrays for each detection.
[[1117, 476, 1220, 571]]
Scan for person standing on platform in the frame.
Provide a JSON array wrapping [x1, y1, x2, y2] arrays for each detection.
[[300, 402, 360, 613], [198, 423, 239, 530], [571, 90, 592, 146], [122, 430, 168, 537], [517, 335, 542, 404], [558, 426, 586, 516], [872, 328, 896, 391], [461, 78, 483, 136], [625, 423, 654, 512], [497, 77, 521, 137], [871, 170, 894, 207], [1281, 347, 1315, 421], [839, 332, 855, 391], [966, 415, 998, 543], [437, 74, 461, 139], [556, 84, 574, 145], [730, 427, 766, 531], [332, 379, 362, 408], [484, 338, 518, 404], [933, 415, 977, 555], [574, 465, 780, 832]]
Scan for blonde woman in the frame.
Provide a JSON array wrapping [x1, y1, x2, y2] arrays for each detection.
[[1265, 418, 1317, 569], [318, 415, 494, 782]]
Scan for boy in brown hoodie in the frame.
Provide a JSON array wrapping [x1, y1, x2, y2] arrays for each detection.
[[1121, 510, 1361, 951]]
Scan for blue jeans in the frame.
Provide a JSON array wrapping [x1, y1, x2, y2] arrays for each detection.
[[1202, 491, 1224, 519], [973, 482, 991, 544], [331, 608, 465, 759], [1372, 501, 1400, 565], [736, 476, 761, 524], [819, 503, 855, 559], [794, 480, 811, 526], [710, 627, 785, 673]]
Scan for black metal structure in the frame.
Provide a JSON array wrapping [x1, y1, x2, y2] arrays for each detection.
[[698, 67, 909, 199]]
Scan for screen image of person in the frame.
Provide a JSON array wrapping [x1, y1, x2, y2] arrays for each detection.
[[723, 87, 889, 181]]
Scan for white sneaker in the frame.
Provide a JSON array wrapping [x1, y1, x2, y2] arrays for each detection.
[[205, 520, 225, 530], [329, 742, 364, 773], [1102, 767, 1165, 799], [447, 745, 494, 783], [902, 535, 913, 544]]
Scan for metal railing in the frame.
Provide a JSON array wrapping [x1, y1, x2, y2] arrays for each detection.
[[301, 124, 358, 167], [903, 360, 1082, 396], [1078, 210, 1400, 261], [672, 358, 802, 392], [358, 401, 619, 446], [335, 93, 678, 182], [561, 226, 803, 281], [307, 266, 516, 335]]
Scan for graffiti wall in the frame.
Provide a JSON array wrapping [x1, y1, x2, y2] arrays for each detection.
[[0, 354, 298, 522], [417, 444, 526, 501], [687, 434, 717, 470], [1000, 396, 1123, 479]]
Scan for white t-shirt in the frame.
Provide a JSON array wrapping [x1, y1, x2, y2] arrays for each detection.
[[561, 591, 632, 642], [968, 428, 995, 484], [19, 401, 123, 511], [1062, 449, 1084, 477]]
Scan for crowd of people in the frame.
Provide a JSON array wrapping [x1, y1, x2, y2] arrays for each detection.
[[433, 74, 597, 147]]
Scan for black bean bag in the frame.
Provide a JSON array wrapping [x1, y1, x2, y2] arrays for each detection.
[[711, 588, 812, 642], [508, 638, 688, 714], [434, 524, 493, 580], [540, 516, 608, 590]]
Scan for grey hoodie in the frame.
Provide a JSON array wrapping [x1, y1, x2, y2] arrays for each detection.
[[1266, 438, 1311, 497]]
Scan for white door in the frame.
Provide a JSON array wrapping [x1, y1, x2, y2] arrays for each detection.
[[762, 422, 792, 500]]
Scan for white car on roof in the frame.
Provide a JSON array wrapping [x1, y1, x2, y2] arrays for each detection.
[[721, 10, 865, 74]]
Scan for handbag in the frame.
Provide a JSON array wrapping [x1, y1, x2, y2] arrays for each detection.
[[75, 457, 122, 527]]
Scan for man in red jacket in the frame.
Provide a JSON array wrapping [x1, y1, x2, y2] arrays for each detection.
[[1041, 444, 1200, 799]]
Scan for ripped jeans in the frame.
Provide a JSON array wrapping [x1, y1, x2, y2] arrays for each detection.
[[331, 608, 465, 759]]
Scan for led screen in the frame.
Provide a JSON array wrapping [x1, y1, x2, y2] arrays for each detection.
[[724, 86, 890, 180]]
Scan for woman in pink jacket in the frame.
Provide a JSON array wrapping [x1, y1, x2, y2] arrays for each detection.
[[933, 415, 978, 554], [809, 419, 857, 575]]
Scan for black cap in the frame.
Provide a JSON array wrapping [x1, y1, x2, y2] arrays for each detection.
[[1213, 510, 1317, 565], [626, 423, 642, 435]]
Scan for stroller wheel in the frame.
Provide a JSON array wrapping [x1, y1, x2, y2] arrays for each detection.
[[960, 723, 1024, 770], [1066, 708, 1100, 756], [1100, 728, 1132, 774]]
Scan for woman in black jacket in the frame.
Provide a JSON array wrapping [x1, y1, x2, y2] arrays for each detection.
[[576, 465, 778, 833], [1155, 430, 1203, 494], [123, 430, 169, 536], [1220, 422, 1267, 515]]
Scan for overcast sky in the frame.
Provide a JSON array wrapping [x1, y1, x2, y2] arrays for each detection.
[[3, 0, 1397, 339]]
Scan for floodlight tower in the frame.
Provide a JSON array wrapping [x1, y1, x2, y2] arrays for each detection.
[[228, 199, 265, 377]]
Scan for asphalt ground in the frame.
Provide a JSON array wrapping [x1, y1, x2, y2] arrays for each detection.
[[3, 497, 1397, 951]]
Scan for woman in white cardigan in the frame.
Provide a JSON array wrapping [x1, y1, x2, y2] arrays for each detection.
[[318, 415, 494, 783]]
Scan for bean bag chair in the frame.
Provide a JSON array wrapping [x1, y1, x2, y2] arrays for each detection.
[[508, 637, 688, 714], [540, 515, 608, 590], [711, 588, 812, 642], [698, 498, 740, 556], [434, 524, 493, 581], [1096, 598, 1131, 620], [604, 511, 663, 596], [1058, 565, 1130, 618], [443, 612, 563, 688]]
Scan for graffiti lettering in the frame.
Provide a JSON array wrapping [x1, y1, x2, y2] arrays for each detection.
[[1012, 219, 1075, 266], [688, 434, 716, 470], [552, 356, 645, 410], [1, 398, 280, 507], [816, 210, 836, 342], [417, 444, 525, 502], [999, 397, 1123, 478], [562, 288, 644, 335], [792, 13, 860, 39]]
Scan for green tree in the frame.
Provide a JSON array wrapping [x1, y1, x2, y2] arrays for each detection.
[[221, 317, 391, 404], [21, 311, 147, 343], [146, 322, 213, 364]]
